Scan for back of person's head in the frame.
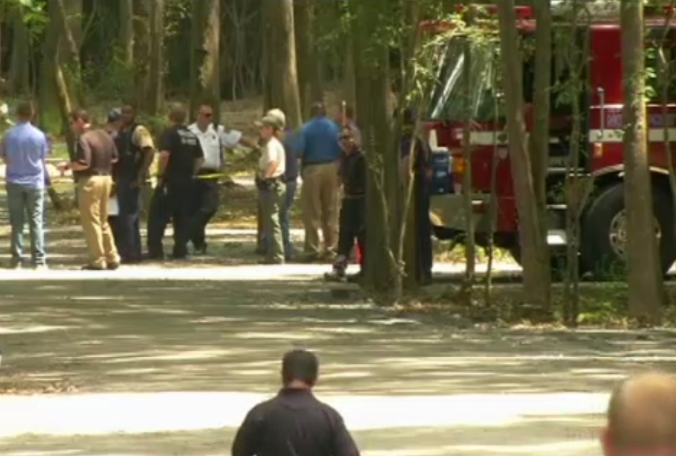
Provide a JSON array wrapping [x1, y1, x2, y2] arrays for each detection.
[[16, 101, 34, 121], [603, 372, 676, 456], [310, 102, 326, 118], [168, 103, 188, 124], [69, 108, 90, 125], [281, 349, 319, 387]]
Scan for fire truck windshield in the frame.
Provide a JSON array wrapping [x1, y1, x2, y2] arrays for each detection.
[[426, 37, 499, 121]]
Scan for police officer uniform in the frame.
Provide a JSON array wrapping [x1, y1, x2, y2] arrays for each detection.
[[112, 116, 155, 263], [147, 123, 204, 260], [187, 122, 241, 254]]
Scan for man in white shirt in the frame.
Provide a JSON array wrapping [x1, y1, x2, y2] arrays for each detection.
[[255, 112, 286, 265], [188, 103, 255, 255]]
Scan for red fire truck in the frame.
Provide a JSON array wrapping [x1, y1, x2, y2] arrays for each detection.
[[426, 4, 676, 276]]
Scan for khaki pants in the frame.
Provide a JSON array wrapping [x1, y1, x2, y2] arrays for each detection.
[[301, 162, 339, 255], [78, 175, 119, 268]]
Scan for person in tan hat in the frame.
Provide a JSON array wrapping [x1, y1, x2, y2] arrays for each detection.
[[255, 112, 286, 264]]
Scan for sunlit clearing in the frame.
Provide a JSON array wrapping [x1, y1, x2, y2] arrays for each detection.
[[232, 331, 332, 340], [0, 392, 608, 438], [366, 440, 597, 456]]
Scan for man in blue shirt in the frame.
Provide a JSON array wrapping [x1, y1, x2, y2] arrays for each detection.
[[296, 102, 341, 262], [0, 101, 49, 269]]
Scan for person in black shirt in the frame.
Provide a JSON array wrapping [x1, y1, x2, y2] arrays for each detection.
[[231, 349, 360, 456], [113, 104, 156, 264], [399, 108, 433, 284], [146, 103, 204, 260], [324, 127, 366, 282]]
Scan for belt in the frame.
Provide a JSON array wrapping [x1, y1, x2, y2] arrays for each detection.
[[303, 159, 336, 166]]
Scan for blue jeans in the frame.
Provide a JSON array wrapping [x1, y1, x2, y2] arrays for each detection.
[[6, 183, 46, 265], [262, 180, 297, 256]]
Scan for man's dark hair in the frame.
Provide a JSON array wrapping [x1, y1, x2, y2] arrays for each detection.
[[310, 102, 326, 118], [168, 103, 188, 124], [69, 109, 90, 124], [281, 349, 319, 387], [16, 101, 34, 120]]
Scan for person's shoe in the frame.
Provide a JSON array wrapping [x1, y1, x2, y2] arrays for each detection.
[[82, 264, 105, 271], [193, 244, 208, 256], [258, 258, 284, 265], [144, 253, 165, 261], [107, 262, 120, 271], [170, 254, 190, 261], [324, 271, 347, 283], [34, 264, 49, 271]]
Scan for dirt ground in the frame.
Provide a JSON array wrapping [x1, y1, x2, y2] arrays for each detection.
[[0, 187, 669, 456]]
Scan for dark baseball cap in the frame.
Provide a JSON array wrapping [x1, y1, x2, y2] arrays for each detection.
[[107, 108, 122, 123]]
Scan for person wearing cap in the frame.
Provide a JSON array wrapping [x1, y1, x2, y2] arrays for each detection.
[[255, 112, 286, 265], [187, 102, 257, 255], [296, 102, 342, 262], [258, 108, 299, 261], [113, 104, 155, 264], [324, 126, 366, 282], [147, 103, 204, 260], [232, 349, 360, 456]]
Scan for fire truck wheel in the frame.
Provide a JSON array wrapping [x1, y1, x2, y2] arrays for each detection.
[[581, 182, 676, 278]]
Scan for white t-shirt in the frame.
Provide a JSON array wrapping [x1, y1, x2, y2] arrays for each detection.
[[259, 136, 286, 178], [188, 123, 242, 170]]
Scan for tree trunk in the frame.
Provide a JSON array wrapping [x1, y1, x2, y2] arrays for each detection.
[[530, 0, 551, 213], [190, 0, 220, 123], [133, 0, 150, 105], [621, 0, 663, 325], [263, 0, 302, 129], [496, 0, 551, 318], [53, 0, 84, 106], [119, 0, 134, 67], [8, 7, 31, 95], [147, 0, 165, 116], [351, 0, 398, 303], [294, 0, 322, 118]]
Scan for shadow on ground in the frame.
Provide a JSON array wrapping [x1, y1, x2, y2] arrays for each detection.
[[0, 413, 605, 456], [1, 279, 675, 396]]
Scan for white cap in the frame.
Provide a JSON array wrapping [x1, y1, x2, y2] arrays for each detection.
[[266, 108, 286, 129]]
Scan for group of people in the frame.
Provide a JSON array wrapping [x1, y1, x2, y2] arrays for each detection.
[[0, 99, 434, 279]]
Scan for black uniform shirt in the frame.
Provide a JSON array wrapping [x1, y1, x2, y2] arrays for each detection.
[[339, 150, 366, 197], [231, 388, 360, 456], [159, 125, 204, 185]]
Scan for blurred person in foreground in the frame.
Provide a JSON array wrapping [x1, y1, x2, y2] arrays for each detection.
[[232, 349, 360, 456], [602, 371, 676, 456]]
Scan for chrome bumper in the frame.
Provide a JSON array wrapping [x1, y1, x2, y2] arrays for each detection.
[[429, 193, 491, 232]]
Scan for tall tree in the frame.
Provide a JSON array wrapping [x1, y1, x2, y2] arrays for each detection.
[[496, 0, 551, 318], [190, 0, 220, 123], [263, 0, 302, 129], [8, 6, 30, 94], [147, 0, 165, 115], [294, 0, 323, 117], [53, 0, 84, 106], [621, 0, 663, 325], [119, 0, 134, 67]]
